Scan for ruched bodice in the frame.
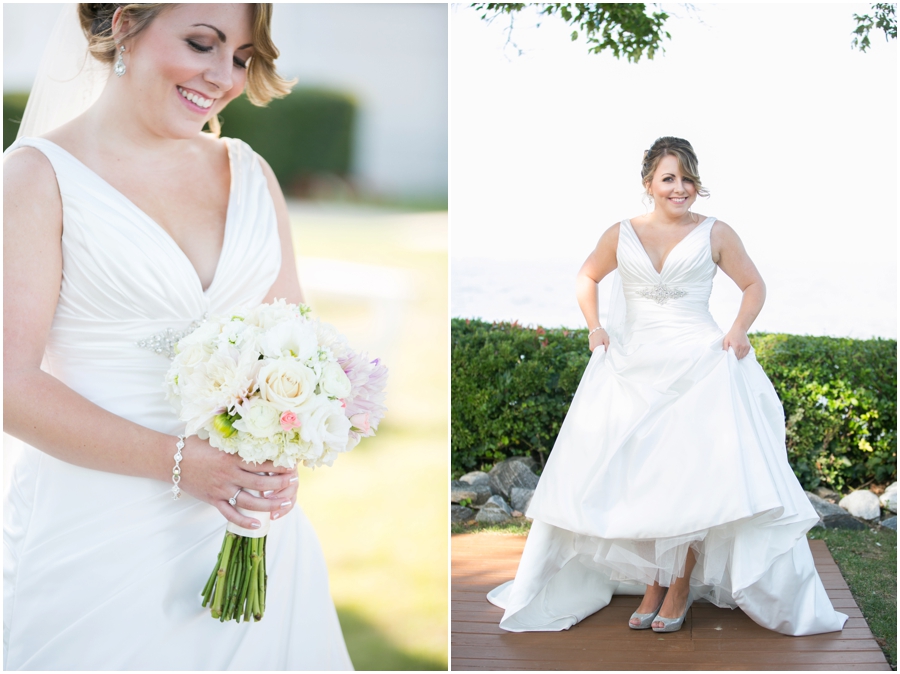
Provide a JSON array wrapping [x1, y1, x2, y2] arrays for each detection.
[[486, 215, 847, 638], [617, 216, 720, 337], [7, 136, 280, 435], [3, 137, 352, 670]]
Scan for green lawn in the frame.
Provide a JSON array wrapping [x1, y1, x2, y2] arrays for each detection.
[[291, 205, 448, 670]]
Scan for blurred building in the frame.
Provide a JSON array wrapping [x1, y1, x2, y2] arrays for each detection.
[[2, 3, 448, 204]]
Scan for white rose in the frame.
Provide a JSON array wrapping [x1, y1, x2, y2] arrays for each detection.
[[174, 341, 208, 370], [258, 358, 319, 410], [247, 299, 299, 330], [259, 319, 318, 361], [233, 399, 283, 438], [299, 399, 351, 459], [319, 361, 352, 399]]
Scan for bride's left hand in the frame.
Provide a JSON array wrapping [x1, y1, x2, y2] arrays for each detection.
[[723, 329, 751, 359]]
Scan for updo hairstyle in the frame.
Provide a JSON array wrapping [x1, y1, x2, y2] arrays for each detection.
[[77, 4, 295, 134], [640, 136, 710, 198]]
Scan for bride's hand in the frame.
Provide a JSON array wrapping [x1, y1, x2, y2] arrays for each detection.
[[723, 329, 751, 360], [589, 328, 609, 353], [177, 436, 298, 530]]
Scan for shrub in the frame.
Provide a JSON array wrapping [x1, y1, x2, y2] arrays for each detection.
[[451, 318, 897, 491], [3, 88, 356, 195]]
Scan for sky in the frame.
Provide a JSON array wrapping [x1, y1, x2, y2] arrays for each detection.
[[449, 3, 897, 337]]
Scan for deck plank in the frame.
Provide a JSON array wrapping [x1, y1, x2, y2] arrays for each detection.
[[451, 534, 889, 670]]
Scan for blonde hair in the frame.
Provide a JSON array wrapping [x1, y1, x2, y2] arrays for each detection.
[[640, 136, 710, 198], [77, 3, 295, 135]]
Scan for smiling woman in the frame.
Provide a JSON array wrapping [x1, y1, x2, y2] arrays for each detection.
[[3, 3, 352, 670]]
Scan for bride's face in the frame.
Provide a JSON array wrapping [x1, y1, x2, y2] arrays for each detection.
[[648, 154, 697, 216], [117, 4, 254, 138]]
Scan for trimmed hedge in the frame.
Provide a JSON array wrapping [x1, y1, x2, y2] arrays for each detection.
[[451, 318, 897, 491], [3, 88, 355, 194]]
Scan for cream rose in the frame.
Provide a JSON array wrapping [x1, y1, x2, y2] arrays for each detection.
[[319, 361, 352, 399], [257, 358, 318, 410], [233, 399, 283, 438]]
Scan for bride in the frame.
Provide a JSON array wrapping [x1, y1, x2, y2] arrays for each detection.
[[4, 4, 352, 669], [486, 136, 848, 636]]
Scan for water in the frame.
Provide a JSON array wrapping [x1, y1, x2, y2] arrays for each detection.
[[451, 257, 896, 339]]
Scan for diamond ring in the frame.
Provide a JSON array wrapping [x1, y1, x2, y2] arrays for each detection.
[[228, 489, 241, 507]]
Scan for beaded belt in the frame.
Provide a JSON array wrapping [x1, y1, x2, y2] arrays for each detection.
[[637, 283, 686, 305], [137, 314, 208, 359]]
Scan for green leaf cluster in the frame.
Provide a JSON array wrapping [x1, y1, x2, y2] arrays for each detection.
[[472, 3, 670, 62], [451, 318, 897, 491], [852, 2, 898, 52]]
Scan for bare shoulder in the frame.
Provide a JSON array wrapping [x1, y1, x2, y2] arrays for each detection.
[[710, 219, 743, 246], [3, 146, 62, 227]]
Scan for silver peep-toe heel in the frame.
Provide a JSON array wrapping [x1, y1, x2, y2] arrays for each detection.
[[651, 594, 694, 633], [628, 595, 665, 630]]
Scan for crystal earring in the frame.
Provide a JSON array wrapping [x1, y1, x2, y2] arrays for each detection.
[[114, 44, 126, 77]]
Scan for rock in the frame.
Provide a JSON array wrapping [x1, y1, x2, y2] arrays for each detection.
[[489, 459, 539, 501], [459, 471, 490, 487], [507, 455, 539, 472], [510, 487, 535, 513], [839, 490, 882, 521], [451, 505, 475, 524], [881, 516, 897, 531], [450, 480, 491, 506], [450, 481, 477, 504], [475, 495, 513, 524], [813, 486, 841, 504], [880, 483, 897, 513], [805, 492, 866, 530], [511, 510, 523, 518]]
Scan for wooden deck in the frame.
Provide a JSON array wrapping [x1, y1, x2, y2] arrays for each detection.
[[452, 533, 890, 671]]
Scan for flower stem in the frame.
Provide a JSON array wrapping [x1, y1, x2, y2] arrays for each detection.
[[210, 532, 235, 619]]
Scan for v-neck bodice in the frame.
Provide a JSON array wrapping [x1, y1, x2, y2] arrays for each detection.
[[27, 138, 237, 295], [616, 216, 718, 330], [5, 135, 281, 434]]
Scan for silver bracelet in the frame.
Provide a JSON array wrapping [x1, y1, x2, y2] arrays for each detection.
[[588, 326, 605, 337], [171, 434, 186, 500]]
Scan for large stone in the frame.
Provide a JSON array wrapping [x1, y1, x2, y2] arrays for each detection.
[[459, 471, 490, 487], [507, 455, 539, 473], [451, 505, 475, 524], [880, 483, 897, 514], [475, 495, 513, 524], [510, 487, 534, 514], [805, 492, 866, 530], [839, 490, 881, 521], [450, 481, 477, 504], [489, 459, 539, 501], [881, 516, 897, 531], [813, 486, 841, 504], [450, 480, 491, 506]]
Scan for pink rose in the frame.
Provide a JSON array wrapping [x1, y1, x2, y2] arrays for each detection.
[[349, 412, 370, 434], [280, 410, 301, 432]]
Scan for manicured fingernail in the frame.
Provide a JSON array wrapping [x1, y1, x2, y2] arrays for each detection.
[[263, 490, 274, 497], [250, 521, 260, 529], [281, 501, 292, 508], [289, 476, 298, 483], [272, 512, 280, 520]]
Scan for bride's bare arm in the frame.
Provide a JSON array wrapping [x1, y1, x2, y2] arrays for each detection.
[[259, 156, 304, 305], [576, 223, 619, 352], [710, 220, 766, 359], [3, 148, 295, 528]]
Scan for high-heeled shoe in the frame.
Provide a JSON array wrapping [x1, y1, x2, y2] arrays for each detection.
[[628, 593, 665, 630], [651, 593, 694, 633]]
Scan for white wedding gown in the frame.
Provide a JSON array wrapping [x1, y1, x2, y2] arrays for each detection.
[[487, 217, 848, 636], [3, 137, 353, 670]]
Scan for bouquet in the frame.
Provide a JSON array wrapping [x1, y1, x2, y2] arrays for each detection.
[[165, 299, 387, 622]]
